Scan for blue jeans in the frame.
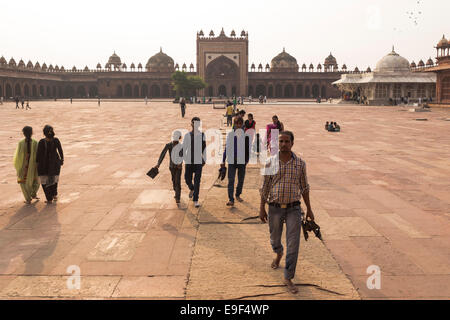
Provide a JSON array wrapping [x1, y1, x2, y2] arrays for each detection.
[[268, 205, 303, 280], [185, 164, 203, 202], [227, 164, 246, 202]]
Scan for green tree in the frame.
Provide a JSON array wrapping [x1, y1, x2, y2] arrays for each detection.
[[171, 71, 206, 97]]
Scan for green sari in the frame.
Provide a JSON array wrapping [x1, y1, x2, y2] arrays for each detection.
[[13, 139, 39, 200]]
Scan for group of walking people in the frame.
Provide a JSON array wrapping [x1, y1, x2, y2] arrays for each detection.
[[14, 97, 31, 110], [156, 117, 206, 208], [14, 125, 64, 204]]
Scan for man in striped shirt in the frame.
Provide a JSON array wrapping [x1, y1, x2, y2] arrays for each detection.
[[259, 131, 315, 294]]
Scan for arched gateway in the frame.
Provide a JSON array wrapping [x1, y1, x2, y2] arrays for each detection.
[[206, 56, 239, 97]]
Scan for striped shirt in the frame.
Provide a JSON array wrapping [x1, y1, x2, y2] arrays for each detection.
[[260, 152, 310, 204]]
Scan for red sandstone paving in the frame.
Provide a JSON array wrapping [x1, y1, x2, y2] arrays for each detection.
[[0, 100, 449, 299]]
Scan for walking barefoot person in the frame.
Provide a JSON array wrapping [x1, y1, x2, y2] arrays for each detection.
[[221, 117, 250, 206], [183, 117, 206, 208], [156, 131, 184, 203], [260, 131, 315, 294], [36, 125, 64, 204], [13, 126, 40, 204]]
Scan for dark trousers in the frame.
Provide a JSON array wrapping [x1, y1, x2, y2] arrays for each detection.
[[170, 167, 182, 200], [181, 106, 185, 118], [42, 183, 58, 201], [185, 164, 203, 202], [227, 164, 246, 202], [227, 115, 233, 126]]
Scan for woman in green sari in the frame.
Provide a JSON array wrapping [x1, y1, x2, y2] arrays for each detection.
[[13, 126, 40, 204]]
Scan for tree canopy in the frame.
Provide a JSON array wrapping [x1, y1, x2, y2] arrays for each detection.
[[171, 71, 206, 97]]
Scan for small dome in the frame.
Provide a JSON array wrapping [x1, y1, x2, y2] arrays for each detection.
[[27, 60, 33, 68], [418, 60, 425, 67], [410, 61, 417, 68], [107, 52, 121, 67], [240, 30, 246, 37], [182, 63, 187, 68], [354, 67, 360, 72], [258, 63, 263, 68], [324, 52, 337, 66], [266, 63, 270, 69], [0, 56, 6, 65], [231, 30, 236, 37], [54, 65, 59, 71], [96, 63, 102, 69], [72, 66, 77, 71], [426, 58, 434, 66], [130, 63, 136, 69], [84, 66, 89, 71], [374, 47, 410, 73], [251, 63, 255, 69], [198, 30, 204, 36], [189, 63, 194, 68], [60, 66, 65, 71], [122, 63, 127, 69], [146, 48, 174, 72], [342, 64, 347, 70], [271, 48, 299, 72], [42, 63, 48, 71], [209, 30, 215, 37], [34, 62, 41, 69], [18, 59, 25, 68], [317, 63, 322, 69], [138, 63, 143, 69], [366, 67, 372, 72], [302, 63, 307, 69], [175, 63, 179, 69], [48, 64, 54, 71], [9, 58, 16, 66], [309, 63, 314, 69], [437, 35, 448, 48]]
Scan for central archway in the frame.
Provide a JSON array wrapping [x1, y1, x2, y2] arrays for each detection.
[[218, 85, 227, 96], [206, 56, 240, 97]]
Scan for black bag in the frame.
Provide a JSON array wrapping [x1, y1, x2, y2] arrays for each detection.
[[218, 167, 227, 181], [146, 167, 159, 179], [302, 220, 323, 241]]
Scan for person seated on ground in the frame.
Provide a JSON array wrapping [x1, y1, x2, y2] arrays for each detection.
[[327, 121, 334, 131], [333, 122, 340, 132], [325, 122, 329, 131]]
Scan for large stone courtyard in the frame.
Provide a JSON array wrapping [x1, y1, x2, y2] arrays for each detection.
[[0, 100, 449, 299]]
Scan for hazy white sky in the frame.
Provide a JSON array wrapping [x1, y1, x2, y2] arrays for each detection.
[[1, 0, 448, 70]]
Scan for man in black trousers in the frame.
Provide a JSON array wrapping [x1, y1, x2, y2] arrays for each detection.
[[183, 117, 206, 208]]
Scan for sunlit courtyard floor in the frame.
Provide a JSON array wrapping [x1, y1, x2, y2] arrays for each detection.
[[0, 100, 449, 299]]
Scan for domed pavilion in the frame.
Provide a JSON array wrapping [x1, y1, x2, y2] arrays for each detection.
[[333, 47, 436, 105], [106, 52, 122, 71]]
